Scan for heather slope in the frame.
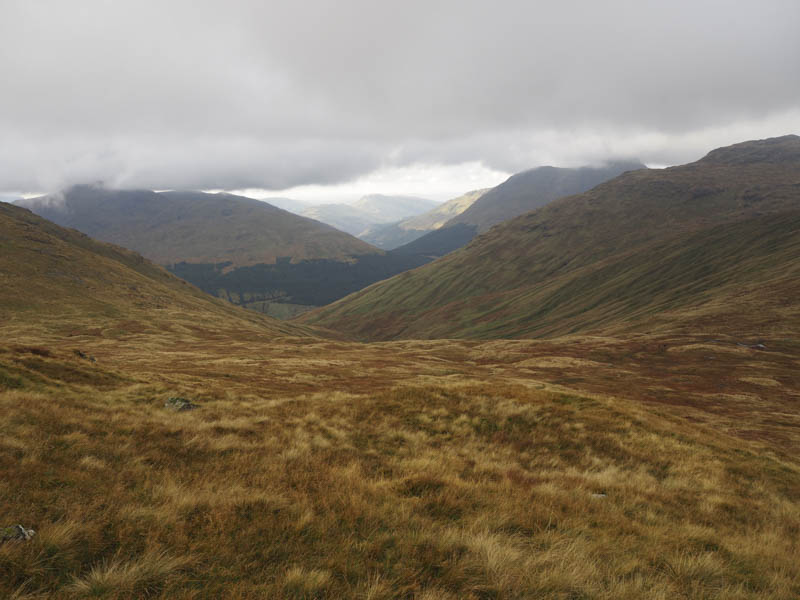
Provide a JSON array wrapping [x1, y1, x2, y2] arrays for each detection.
[[301, 136, 800, 340]]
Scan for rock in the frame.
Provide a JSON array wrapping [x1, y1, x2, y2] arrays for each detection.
[[164, 396, 199, 411], [73, 349, 97, 362], [736, 342, 767, 350], [590, 493, 607, 499], [1, 524, 36, 543]]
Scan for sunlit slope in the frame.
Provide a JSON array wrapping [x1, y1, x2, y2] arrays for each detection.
[[0, 201, 313, 337], [360, 189, 488, 249], [302, 135, 800, 340]]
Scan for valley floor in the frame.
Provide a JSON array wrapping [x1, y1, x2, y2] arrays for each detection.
[[1, 324, 799, 598]]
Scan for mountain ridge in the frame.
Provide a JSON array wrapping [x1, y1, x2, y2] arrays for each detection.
[[299, 136, 800, 340], [17, 185, 380, 267], [391, 161, 645, 257]]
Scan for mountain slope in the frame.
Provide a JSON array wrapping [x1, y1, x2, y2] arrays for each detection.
[[0, 201, 311, 337], [300, 136, 800, 340], [359, 189, 488, 250], [299, 203, 378, 236], [16, 186, 435, 316], [392, 161, 644, 257], [18, 186, 378, 266], [295, 195, 439, 238], [352, 194, 439, 222]]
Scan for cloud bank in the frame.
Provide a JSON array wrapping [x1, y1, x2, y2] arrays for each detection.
[[1, 0, 798, 194]]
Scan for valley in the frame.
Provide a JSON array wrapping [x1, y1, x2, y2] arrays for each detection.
[[1, 136, 799, 598], [3, 1, 798, 596]]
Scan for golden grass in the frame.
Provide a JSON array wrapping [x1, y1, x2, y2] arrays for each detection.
[[1, 326, 798, 598]]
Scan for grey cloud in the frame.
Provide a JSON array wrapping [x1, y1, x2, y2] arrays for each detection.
[[1, 0, 798, 192]]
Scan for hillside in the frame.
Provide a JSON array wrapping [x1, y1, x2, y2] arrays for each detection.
[[0, 201, 311, 338], [295, 194, 439, 238], [3, 205, 800, 597], [360, 189, 488, 249], [299, 203, 378, 236], [18, 186, 378, 267], [301, 135, 800, 340], [393, 161, 644, 257], [352, 194, 439, 222], [16, 186, 432, 316], [3, 181, 800, 598]]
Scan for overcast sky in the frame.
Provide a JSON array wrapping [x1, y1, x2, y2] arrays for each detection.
[[2, 0, 798, 203]]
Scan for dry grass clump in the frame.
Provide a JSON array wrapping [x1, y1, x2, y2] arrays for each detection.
[[67, 550, 187, 598], [1, 361, 799, 598]]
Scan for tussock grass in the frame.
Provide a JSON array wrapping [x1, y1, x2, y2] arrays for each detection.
[[2, 367, 799, 598], [67, 550, 187, 598]]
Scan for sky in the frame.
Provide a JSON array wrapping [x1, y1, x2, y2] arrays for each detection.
[[1, 0, 799, 204]]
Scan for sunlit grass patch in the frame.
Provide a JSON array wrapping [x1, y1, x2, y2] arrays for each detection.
[[67, 550, 187, 598]]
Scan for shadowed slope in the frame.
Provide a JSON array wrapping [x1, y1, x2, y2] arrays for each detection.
[[301, 136, 800, 340]]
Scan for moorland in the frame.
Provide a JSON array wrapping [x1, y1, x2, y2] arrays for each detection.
[[1, 137, 799, 599]]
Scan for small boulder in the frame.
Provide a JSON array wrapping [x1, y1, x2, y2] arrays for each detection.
[[1, 524, 36, 543], [73, 349, 97, 363], [164, 397, 199, 411]]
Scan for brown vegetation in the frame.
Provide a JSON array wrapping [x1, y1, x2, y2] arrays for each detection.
[[1, 326, 798, 598]]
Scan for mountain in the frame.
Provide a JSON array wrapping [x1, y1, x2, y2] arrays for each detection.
[[300, 136, 800, 340], [16, 186, 430, 317], [351, 194, 439, 223], [3, 177, 799, 599], [255, 196, 310, 214], [18, 186, 377, 266], [0, 201, 311, 337], [449, 160, 646, 233], [392, 161, 645, 257], [359, 189, 488, 250], [299, 203, 378, 236], [295, 194, 439, 238]]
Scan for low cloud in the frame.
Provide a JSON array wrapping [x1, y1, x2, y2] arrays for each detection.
[[1, 0, 798, 194]]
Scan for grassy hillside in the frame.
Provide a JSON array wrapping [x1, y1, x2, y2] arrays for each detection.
[[19, 186, 379, 267], [17, 187, 439, 315], [0, 201, 311, 339], [392, 161, 644, 258], [301, 136, 800, 340], [2, 194, 799, 597], [2, 325, 799, 598], [449, 161, 646, 234]]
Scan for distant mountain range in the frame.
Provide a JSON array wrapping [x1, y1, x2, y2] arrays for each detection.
[[359, 189, 488, 250], [392, 161, 645, 258], [299, 203, 378, 237], [282, 194, 440, 237], [16, 186, 429, 317], [300, 136, 800, 340]]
